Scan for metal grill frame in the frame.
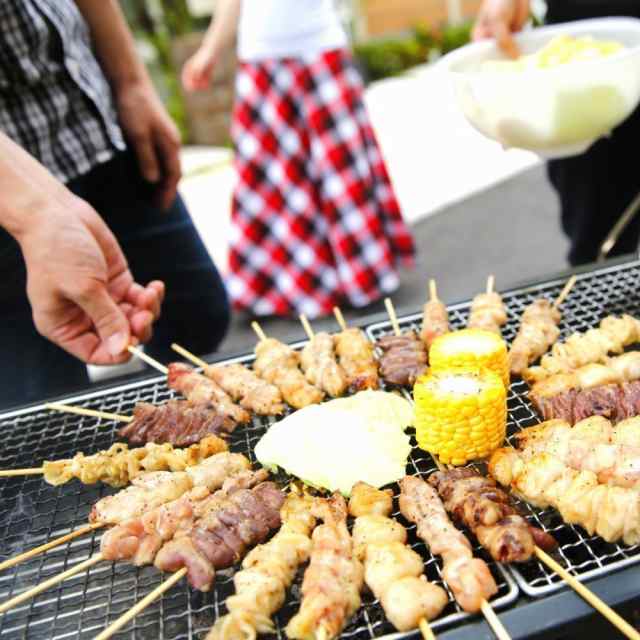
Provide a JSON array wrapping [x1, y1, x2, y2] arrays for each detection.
[[366, 259, 640, 599]]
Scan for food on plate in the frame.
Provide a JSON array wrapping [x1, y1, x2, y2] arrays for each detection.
[[429, 329, 509, 387], [468, 291, 508, 335], [414, 369, 506, 465], [43, 435, 228, 487], [376, 331, 428, 387], [429, 468, 557, 563], [348, 482, 448, 631], [286, 494, 364, 640], [300, 331, 348, 397], [399, 475, 498, 613], [334, 327, 380, 391], [255, 391, 412, 495], [523, 314, 640, 383]]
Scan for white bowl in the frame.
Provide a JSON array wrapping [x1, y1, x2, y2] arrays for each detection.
[[439, 17, 640, 158]]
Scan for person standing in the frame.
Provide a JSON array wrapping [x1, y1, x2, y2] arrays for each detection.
[[473, 0, 640, 266], [0, 0, 230, 408], [183, 0, 415, 318]]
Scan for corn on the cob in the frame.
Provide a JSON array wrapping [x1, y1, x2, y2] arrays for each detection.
[[414, 369, 507, 465], [429, 329, 510, 388]]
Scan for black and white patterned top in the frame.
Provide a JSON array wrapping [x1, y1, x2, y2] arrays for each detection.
[[0, 0, 125, 183]]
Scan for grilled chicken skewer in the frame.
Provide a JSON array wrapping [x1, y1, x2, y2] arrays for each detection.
[[421, 279, 449, 348], [171, 344, 285, 416], [251, 322, 324, 409], [523, 314, 640, 384], [286, 493, 364, 640], [399, 475, 498, 614], [348, 482, 447, 632], [428, 469, 557, 563], [468, 276, 508, 335], [206, 491, 317, 640], [299, 315, 348, 398]]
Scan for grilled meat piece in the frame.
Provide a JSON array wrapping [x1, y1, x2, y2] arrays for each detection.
[[254, 338, 324, 409], [428, 469, 556, 563], [468, 292, 507, 335], [420, 299, 449, 348], [334, 328, 379, 391], [205, 363, 285, 415], [168, 363, 251, 423], [377, 332, 428, 387], [300, 332, 348, 397], [119, 400, 235, 446], [399, 475, 497, 613], [154, 481, 285, 591]]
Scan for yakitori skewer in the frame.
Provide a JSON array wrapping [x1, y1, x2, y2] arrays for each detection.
[[421, 279, 450, 348], [468, 275, 508, 335]]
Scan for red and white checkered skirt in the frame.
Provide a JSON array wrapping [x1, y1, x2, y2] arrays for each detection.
[[227, 48, 415, 318]]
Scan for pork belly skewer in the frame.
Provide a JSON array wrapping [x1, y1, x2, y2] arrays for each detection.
[[523, 313, 640, 384], [428, 468, 557, 563], [348, 482, 447, 636], [299, 315, 348, 397], [172, 343, 285, 416], [47, 399, 235, 446], [468, 275, 508, 335], [286, 493, 364, 640], [421, 279, 449, 348], [206, 490, 317, 640], [251, 322, 324, 409], [508, 276, 575, 377], [332, 307, 379, 391], [377, 298, 428, 387]]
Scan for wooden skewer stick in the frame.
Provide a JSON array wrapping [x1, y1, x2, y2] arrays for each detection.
[[93, 568, 187, 640], [534, 547, 640, 640], [487, 274, 495, 295], [332, 307, 348, 331], [553, 275, 577, 309], [45, 402, 132, 424], [0, 523, 104, 573], [299, 314, 315, 341], [0, 553, 104, 614], [480, 600, 511, 640], [429, 279, 438, 302], [127, 345, 168, 375], [384, 298, 402, 337], [171, 343, 209, 370], [251, 321, 267, 342], [0, 468, 44, 477], [419, 618, 436, 640]]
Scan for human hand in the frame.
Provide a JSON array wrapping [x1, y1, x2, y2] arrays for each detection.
[[19, 198, 165, 365], [115, 82, 182, 211], [182, 47, 217, 92], [473, 0, 530, 58]]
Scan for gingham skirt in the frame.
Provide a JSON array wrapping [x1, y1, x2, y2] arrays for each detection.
[[227, 48, 415, 318]]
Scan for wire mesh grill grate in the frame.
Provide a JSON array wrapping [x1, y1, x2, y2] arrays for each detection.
[[367, 260, 640, 598]]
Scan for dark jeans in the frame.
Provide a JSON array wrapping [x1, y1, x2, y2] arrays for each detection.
[[0, 150, 230, 410], [545, 0, 640, 265]]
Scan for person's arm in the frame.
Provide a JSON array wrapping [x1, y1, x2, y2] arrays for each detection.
[[472, 0, 530, 58], [0, 131, 164, 364], [182, 0, 241, 92], [74, 0, 182, 210]]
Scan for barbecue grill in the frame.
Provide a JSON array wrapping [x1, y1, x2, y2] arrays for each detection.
[[2, 258, 640, 640]]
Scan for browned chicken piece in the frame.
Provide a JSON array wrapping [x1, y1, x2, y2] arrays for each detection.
[[468, 292, 508, 335], [348, 483, 448, 631], [420, 299, 449, 348], [509, 299, 562, 376], [254, 338, 324, 409], [300, 332, 348, 397], [286, 494, 364, 640], [376, 332, 428, 387], [334, 328, 379, 391], [399, 476, 497, 614], [167, 363, 251, 424], [428, 469, 557, 563], [206, 362, 285, 415]]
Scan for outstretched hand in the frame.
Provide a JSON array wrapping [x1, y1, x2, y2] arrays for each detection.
[[182, 48, 217, 92], [472, 0, 530, 58]]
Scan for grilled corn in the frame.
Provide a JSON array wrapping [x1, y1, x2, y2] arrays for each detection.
[[429, 329, 510, 387], [414, 369, 507, 465]]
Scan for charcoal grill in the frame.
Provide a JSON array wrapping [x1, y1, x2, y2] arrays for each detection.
[[1, 258, 640, 640]]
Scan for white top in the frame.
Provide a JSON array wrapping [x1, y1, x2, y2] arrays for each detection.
[[237, 0, 348, 61]]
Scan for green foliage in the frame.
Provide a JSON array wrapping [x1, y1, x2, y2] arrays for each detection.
[[438, 20, 473, 55]]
